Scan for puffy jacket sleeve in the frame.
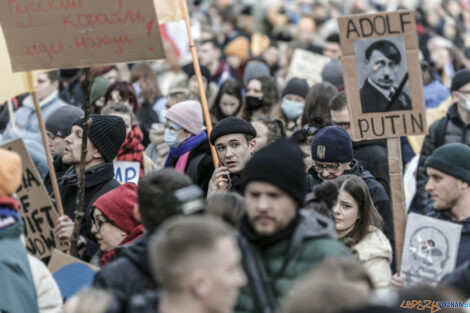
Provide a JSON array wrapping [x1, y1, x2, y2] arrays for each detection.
[[28, 255, 63, 313]]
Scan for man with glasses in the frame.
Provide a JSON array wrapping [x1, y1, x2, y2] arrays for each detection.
[[329, 92, 390, 195], [413, 69, 470, 214], [306, 126, 395, 269]]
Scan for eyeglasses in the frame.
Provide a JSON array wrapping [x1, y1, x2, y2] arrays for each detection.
[[91, 215, 113, 232], [312, 163, 341, 174]]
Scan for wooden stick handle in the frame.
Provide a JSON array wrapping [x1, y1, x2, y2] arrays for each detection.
[[179, 0, 219, 168]]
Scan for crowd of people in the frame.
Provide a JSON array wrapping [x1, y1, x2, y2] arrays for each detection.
[[2, 0, 470, 312]]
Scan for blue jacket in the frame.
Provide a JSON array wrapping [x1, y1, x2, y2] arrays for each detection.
[[2, 91, 68, 144], [428, 210, 470, 267]]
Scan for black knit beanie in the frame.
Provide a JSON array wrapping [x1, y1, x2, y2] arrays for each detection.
[[282, 78, 309, 98], [241, 138, 306, 205], [210, 117, 257, 145], [74, 114, 126, 162], [311, 126, 353, 163], [450, 69, 470, 92], [46, 105, 83, 138], [425, 143, 470, 184]]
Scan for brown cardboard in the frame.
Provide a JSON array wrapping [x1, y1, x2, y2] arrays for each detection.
[[338, 11, 427, 140], [0, 0, 165, 72], [1, 139, 68, 259], [287, 49, 331, 86], [48, 249, 99, 274]]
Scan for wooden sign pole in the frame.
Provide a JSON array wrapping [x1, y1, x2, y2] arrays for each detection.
[[178, 0, 219, 168], [26, 72, 64, 217], [387, 137, 408, 272]]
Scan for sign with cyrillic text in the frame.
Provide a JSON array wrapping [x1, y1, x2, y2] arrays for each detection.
[[338, 10, 426, 140], [0, 0, 165, 71]]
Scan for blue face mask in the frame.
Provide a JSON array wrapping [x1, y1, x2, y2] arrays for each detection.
[[281, 99, 304, 119], [159, 109, 167, 124], [164, 128, 179, 148]]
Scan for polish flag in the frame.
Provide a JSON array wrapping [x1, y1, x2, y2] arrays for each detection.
[[155, 0, 189, 58]]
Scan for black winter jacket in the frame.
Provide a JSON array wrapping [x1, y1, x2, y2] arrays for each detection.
[[306, 160, 395, 258], [353, 139, 390, 196], [414, 103, 470, 213], [59, 162, 120, 260], [92, 235, 156, 310]]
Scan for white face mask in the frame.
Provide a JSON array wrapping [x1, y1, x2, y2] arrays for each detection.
[[457, 93, 470, 112]]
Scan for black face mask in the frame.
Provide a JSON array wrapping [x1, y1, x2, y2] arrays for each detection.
[[245, 96, 264, 110]]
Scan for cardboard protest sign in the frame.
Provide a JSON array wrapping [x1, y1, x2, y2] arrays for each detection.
[[287, 49, 331, 86], [0, 26, 33, 103], [113, 161, 140, 184], [154, 0, 183, 24], [338, 11, 426, 140], [1, 139, 68, 259], [49, 249, 99, 300], [0, 0, 165, 72], [400, 213, 461, 286]]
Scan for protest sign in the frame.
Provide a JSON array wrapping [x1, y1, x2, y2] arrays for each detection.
[[1, 139, 68, 259], [114, 161, 140, 184], [400, 213, 461, 286], [49, 249, 99, 300], [0, 0, 165, 71], [0, 26, 33, 103], [154, 0, 183, 24], [287, 49, 331, 86], [338, 10, 426, 141]]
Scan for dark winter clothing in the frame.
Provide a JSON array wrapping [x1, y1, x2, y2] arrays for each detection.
[[210, 117, 257, 145], [137, 104, 160, 147], [92, 235, 156, 309], [450, 69, 470, 92], [165, 133, 214, 193], [235, 210, 351, 313], [0, 197, 39, 313], [241, 139, 306, 205], [282, 78, 309, 98], [74, 114, 127, 162], [425, 143, 470, 184], [414, 103, 470, 213], [44, 156, 71, 200], [59, 72, 86, 107], [353, 139, 390, 196], [428, 210, 470, 268], [306, 160, 395, 259], [311, 126, 354, 163], [59, 162, 120, 260], [441, 259, 470, 297], [117, 126, 146, 178], [45, 105, 83, 138]]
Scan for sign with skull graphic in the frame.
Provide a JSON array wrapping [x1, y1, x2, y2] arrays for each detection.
[[401, 213, 462, 286]]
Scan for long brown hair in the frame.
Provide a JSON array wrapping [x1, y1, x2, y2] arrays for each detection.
[[333, 175, 383, 244]]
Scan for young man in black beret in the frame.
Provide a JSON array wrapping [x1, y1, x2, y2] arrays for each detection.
[[208, 117, 257, 196]]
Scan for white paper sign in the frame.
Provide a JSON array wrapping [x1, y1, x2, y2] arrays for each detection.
[[287, 49, 331, 86], [113, 161, 140, 184], [400, 213, 462, 286]]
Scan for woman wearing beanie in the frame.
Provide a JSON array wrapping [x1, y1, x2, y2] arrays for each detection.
[[277, 77, 309, 136], [332, 175, 392, 289], [102, 102, 155, 178], [164, 100, 214, 193], [91, 183, 144, 267]]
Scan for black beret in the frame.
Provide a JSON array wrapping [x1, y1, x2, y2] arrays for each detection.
[[209, 117, 257, 145]]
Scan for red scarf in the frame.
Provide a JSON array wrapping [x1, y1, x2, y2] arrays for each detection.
[[117, 126, 145, 177], [100, 224, 144, 266]]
